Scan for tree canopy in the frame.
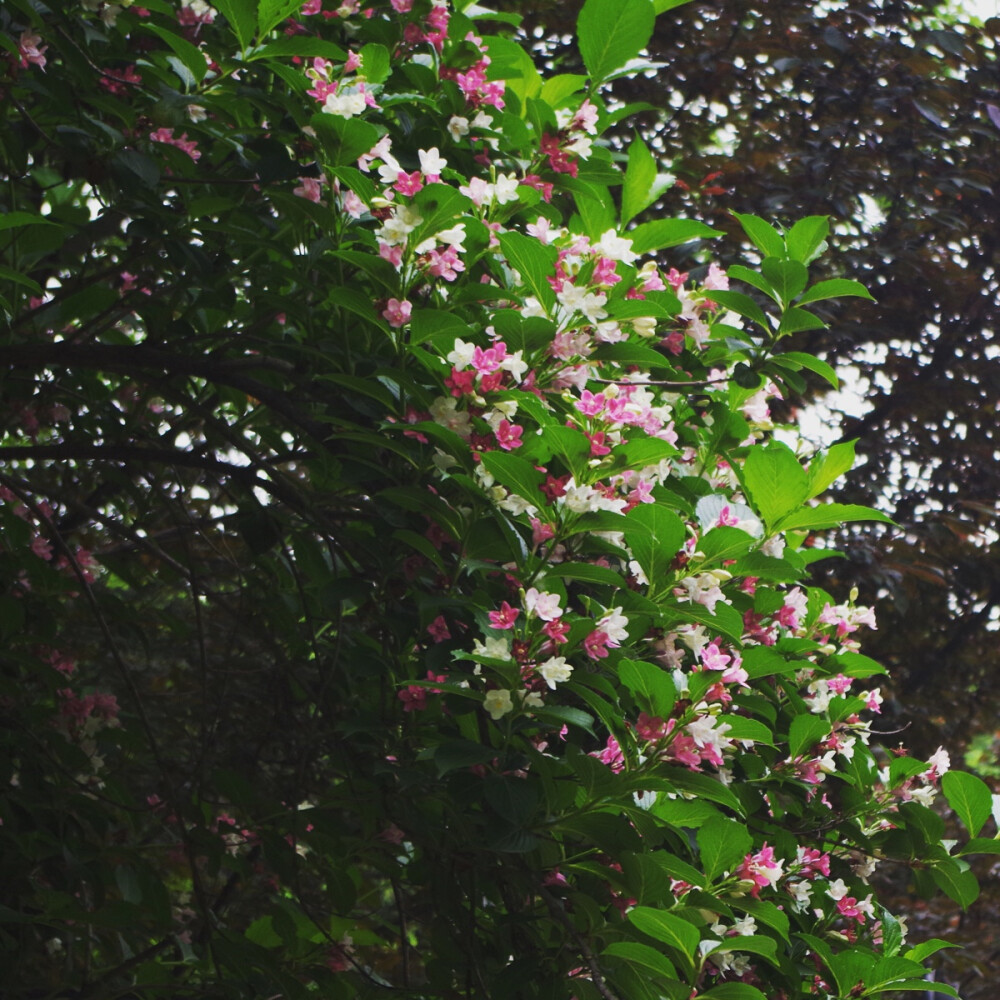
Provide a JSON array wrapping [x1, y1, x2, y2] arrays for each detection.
[[1, 1, 998, 999]]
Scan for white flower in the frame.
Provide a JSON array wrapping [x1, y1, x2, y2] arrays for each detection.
[[520, 689, 545, 709], [597, 607, 628, 644], [447, 338, 476, 368], [498, 493, 537, 517], [448, 116, 470, 141], [429, 396, 471, 437], [594, 229, 638, 264], [499, 350, 528, 383], [565, 135, 593, 158], [324, 91, 367, 119], [484, 689, 513, 720], [826, 878, 850, 901], [732, 916, 757, 936], [436, 224, 466, 250], [926, 746, 951, 776], [187, 104, 208, 123], [493, 172, 520, 204], [786, 880, 811, 912], [538, 656, 573, 690], [473, 637, 511, 661], [419, 147, 448, 177]]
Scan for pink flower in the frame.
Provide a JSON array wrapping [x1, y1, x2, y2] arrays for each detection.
[[542, 619, 570, 645], [573, 391, 604, 420], [471, 342, 507, 375], [394, 170, 424, 196], [592, 735, 624, 772], [524, 587, 562, 622], [293, 176, 324, 202], [703, 262, 729, 291], [494, 419, 523, 451], [150, 128, 201, 161], [19, 31, 48, 70], [584, 630, 610, 659], [531, 519, 555, 545], [344, 50, 362, 72], [737, 844, 784, 897], [379, 242, 404, 268], [426, 615, 451, 643], [382, 298, 412, 328], [488, 601, 520, 630]]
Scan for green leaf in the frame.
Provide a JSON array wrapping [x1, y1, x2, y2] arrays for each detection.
[[879, 984, 959, 997], [904, 939, 958, 963], [251, 36, 347, 60], [700, 986, 767, 1000], [731, 898, 789, 940], [0, 211, 58, 231], [653, 0, 693, 10], [776, 351, 839, 389], [545, 562, 627, 589], [360, 43, 391, 84], [0, 264, 42, 295], [956, 837, 1000, 856], [778, 306, 827, 335], [661, 767, 745, 814], [481, 451, 548, 511], [805, 440, 856, 496], [788, 714, 829, 759], [727, 264, 778, 301], [775, 502, 896, 532], [430, 740, 498, 776], [707, 935, 779, 967], [742, 441, 809, 529], [930, 859, 979, 908], [622, 136, 658, 226], [697, 814, 752, 881], [942, 770, 993, 837], [309, 114, 380, 167], [628, 218, 720, 254], [761, 257, 808, 304], [707, 289, 772, 331], [732, 211, 785, 258], [627, 907, 699, 967], [258, 0, 304, 37], [797, 278, 875, 304], [214, 0, 257, 49], [497, 231, 558, 311], [618, 658, 675, 717], [623, 503, 685, 593], [145, 24, 209, 84], [784, 215, 829, 263], [602, 941, 677, 981], [577, 0, 656, 85], [539, 73, 588, 106]]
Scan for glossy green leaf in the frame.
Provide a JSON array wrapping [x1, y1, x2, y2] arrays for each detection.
[[697, 814, 752, 880], [618, 657, 675, 717], [578, 0, 656, 84], [942, 770, 993, 837], [628, 218, 720, 253]]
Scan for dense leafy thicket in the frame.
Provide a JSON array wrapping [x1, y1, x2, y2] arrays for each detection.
[[504, 0, 1000, 749], [1, 1, 998, 999]]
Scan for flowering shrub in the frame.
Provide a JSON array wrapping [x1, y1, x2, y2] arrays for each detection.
[[1, 0, 998, 997]]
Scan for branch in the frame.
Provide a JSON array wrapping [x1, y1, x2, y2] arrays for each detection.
[[0, 344, 330, 443], [537, 884, 622, 1000]]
